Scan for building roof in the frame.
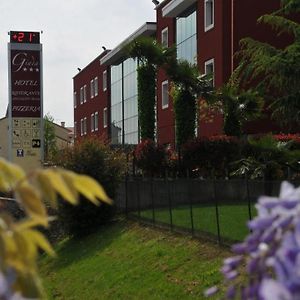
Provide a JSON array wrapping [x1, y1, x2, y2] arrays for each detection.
[[162, 0, 197, 17], [100, 22, 157, 66], [73, 49, 110, 79]]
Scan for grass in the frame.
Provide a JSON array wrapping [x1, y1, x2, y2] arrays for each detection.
[[138, 203, 257, 242], [40, 221, 231, 299]]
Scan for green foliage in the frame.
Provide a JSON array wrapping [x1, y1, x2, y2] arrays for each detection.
[[126, 37, 172, 141], [173, 88, 196, 147], [232, 135, 300, 179], [55, 137, 126, 236], [134, 139, 169, 176], [44, 113, 58, 162], [215, 85, 264, 137], [232, 0, 300, 126], [167, 60, 213, 147], [182, 136, 240, 178], [138, 64, 156, 140], [0, 158, 110, 298]]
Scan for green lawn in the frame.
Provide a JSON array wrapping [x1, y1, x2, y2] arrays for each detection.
[[40, 221, 231, 299], [137, 203, 256, 242]]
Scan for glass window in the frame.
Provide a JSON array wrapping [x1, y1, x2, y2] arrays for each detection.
[[91, 114, 94, 132], [161, 27, 169, 47], [103, 108, 107, 128], [110, 59, 138, 145], [205, 58, 215, 87], [73, 91, 77, 108], [74, 121, 77, 138], [162, 80, 169, 109], [95, 112, 99, 131], [176, 9, 197, 64], [80, 87, 83, 104], [80, 119, 83, 136], [90, 80, 94, 98], [94, 77, 98, 96], [84, 117, 87, 135], [103, 70, 107, 91], [205, 0, 214, 31], [83, 85, 87, 102]]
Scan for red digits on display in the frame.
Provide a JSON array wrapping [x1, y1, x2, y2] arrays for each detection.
[[18, 32, 24, 42]]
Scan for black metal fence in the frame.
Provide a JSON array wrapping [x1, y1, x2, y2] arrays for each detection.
[[115, 178, 300, 245]]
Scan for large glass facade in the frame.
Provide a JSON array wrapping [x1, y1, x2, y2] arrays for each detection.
[[110, 58, 138, 145], [176, 8, 197, 64]]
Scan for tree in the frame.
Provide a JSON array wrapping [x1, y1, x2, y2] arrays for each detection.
[[232, 0, 300, 128], [44, 113, 57, 161], [126, 37, 174, 141], [215, 85, 264, 137], [166, 60, 213, 147]]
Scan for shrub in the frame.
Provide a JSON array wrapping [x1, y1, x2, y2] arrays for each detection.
[[134, 139, 169, 177], [55, 137, 126, 236], [182, 135, 240, 178]]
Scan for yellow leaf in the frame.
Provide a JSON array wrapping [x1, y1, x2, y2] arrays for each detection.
[[73, 175, 112, 205], [59, 169, 79, 202], [15, 218, 47, 231], [35, 171, 57, 208], [43, 169, 78, 205], [15, 182, 48, 226], [25, 229, 56, 257], [0, 174, 9, 192], [0, 158, 25, 187], [14, 231, 37, 270]]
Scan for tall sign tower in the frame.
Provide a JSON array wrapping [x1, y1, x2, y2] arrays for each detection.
[[8, 31, 43, 171]]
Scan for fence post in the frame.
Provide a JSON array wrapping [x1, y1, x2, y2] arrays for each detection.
[[246, 175, 252, 222], [151, 177, 155, 224], [137, 178, 141, 220], [213, 179, 221, 245], [188, 179, 194, 236], [125, 174, 129, 217], [167, 178, 173, 231]]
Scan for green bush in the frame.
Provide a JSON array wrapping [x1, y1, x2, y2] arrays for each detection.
[[134, 139, 169, 177], [55, 138, 126, 236], [181, 135, 240, 178]]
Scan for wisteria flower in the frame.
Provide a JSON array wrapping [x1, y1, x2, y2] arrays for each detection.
[[205, 181, 300, 299]]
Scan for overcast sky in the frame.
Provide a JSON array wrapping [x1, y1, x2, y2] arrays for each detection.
[[0, 0, 156, 126]]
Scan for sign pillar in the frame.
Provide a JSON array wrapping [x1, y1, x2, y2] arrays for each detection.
[[8, 31, 44, 171]]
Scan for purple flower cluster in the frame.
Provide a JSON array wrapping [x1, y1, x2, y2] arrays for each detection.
[[0, 269, 31, 300], [205, 181, 300, 299]]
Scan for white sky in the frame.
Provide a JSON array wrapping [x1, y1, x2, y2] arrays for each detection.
[[0, 0, 156, 127]]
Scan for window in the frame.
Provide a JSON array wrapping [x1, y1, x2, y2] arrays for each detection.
[[103, 70, 107, 91], [205, 0, 214, 32], [90, 79, 94, 98], [161, 27, 169, 47], [91, 113, 94, 132], [95, 112, 99, 131], [74, 121, 77, 138], [80, 87, 83, 104], [94, 77, 98, 96], [205, 58, 215, 87], [103, 107, 107, 128], [162, 80, 169, 109], [80, 119, 84, 136], [83, 117, 87, 134], [73, 91, 77, 108], [83, 85, 87, 102], [176, 9, 197, 64]]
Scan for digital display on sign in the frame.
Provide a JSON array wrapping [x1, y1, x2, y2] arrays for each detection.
[[10, 31, 40, 44]]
